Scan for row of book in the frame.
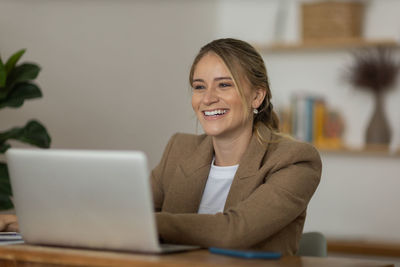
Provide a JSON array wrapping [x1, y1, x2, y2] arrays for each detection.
[[278, 94, 344, 150]]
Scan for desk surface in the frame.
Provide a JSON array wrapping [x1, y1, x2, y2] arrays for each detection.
[[0, 245, 395, 267]]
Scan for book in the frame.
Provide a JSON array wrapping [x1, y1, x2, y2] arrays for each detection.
[[285, 93, 344, 149], [0, 232, 24, 245]]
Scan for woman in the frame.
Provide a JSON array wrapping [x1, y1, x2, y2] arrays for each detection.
[[1, 38, 321, 255], [152, 38, 321, 254]]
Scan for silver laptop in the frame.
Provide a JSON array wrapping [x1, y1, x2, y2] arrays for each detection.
[[6, 148, 198, 253]]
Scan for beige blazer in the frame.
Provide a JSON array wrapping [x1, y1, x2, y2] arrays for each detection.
[[151, 125, 322, 255]]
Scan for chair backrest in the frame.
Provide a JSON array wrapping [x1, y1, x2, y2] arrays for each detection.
[[297, 232, 327, 257]]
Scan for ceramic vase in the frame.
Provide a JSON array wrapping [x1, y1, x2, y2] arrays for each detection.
[[365, 91, 391, 147]]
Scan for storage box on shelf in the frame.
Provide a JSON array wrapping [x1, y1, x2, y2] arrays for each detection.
[[301, 1, 364, 42]]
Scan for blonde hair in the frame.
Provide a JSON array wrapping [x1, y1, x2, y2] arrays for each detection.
[[189, 38, 280, 138]]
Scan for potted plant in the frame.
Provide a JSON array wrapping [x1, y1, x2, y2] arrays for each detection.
[[0, 49, 51, 210]]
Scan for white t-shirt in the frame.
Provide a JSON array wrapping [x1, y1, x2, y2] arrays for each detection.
[[197, 159, 239, 214]]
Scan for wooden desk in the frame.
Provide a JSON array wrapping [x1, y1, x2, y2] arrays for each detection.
[[0, 245, 395, 267]]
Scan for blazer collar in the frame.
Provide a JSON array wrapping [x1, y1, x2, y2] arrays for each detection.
[[180, 125, 272, 179], [235, 125, 272, 179], [180, 135, 214, 177]]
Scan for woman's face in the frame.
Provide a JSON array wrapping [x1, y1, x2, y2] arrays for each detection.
[[191, 53, 256, 139]]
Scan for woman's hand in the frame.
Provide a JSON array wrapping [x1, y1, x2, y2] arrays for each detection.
[[0, 215, 18, 232]]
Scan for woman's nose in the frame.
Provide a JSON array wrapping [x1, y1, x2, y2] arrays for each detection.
[[202, 88, 218, 105]]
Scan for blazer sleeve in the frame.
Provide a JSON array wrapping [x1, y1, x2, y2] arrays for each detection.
[[150, 134, 178, 212], [155, 142, 321, 248]]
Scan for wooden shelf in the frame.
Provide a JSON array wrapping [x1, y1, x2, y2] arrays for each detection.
[[253, 38, 400, 53], [317, 147, 400, 158]]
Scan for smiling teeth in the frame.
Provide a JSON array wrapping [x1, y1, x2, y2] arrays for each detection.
[[204, 110, 227, 116]]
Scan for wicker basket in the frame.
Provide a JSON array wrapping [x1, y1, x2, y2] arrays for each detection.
[[302, 1, 364, 42]]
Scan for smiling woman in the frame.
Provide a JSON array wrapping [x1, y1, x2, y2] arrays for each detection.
[[152, 38, 322, 255]]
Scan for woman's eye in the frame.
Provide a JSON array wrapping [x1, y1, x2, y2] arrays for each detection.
[[193, 85, 205, 90], [219, 83, 232, 88]]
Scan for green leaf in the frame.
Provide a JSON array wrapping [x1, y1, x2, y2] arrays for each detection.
[[0, 120, 51, 148], [0, 82, 42, 109], [0, 58, 5, 87], [0, 63, 41, 101], [5, 49, 26, 75], [0, 162, 13, 210], [0, 143, 11, 154], [9, 82, 42, 99], [6, 63, 41, 87], [0, 194, 13, 210], [0, 163, 12, 196]]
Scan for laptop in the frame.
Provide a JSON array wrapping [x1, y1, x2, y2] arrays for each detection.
[[5, 148, 198, 253]]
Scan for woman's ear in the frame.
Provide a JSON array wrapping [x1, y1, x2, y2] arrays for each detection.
[[252, 88, 266, 109]]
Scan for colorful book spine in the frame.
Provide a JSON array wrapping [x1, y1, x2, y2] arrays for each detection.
[[285, 93, 344, 149], [313, 99, 326, 147]]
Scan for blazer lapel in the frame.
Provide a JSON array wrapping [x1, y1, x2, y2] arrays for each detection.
[[224, 126, 272, 210], [163, 135, 214, 213]]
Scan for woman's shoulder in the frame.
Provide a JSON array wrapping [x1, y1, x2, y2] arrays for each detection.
[[273, 133, 319, 154], [266, 133, 321, 168], [257, 124, 319, 159]]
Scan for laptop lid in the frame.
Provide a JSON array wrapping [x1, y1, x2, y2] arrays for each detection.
[[6, 148, 164, 253]]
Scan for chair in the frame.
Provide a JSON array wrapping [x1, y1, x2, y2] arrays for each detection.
[[297, 232, 327, 257]]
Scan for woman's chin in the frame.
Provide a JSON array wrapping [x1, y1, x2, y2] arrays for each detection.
[[201, 126, 225, 137]]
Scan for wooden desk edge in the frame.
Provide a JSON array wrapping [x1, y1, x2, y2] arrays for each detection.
[[328, 240, 400, 257], [0, 244, 396, 267], [0, 244, 176, 267]]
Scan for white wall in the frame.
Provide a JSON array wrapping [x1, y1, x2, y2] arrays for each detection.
[[0, 0, 217, 168], [305, 152, 400, 242]]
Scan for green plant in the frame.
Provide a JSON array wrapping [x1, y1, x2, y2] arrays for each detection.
[[0, 49, 51, 210]]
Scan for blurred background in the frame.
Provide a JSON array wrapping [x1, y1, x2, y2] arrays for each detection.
[[1, 0, 400, 263]]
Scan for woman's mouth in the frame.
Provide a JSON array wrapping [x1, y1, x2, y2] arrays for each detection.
[[202, 109, 229, 120]]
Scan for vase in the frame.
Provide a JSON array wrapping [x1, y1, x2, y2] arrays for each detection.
[[365, 91, 391, 148]]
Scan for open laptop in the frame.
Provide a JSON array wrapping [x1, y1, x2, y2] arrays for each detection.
[[5, 148, 198, 253]]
